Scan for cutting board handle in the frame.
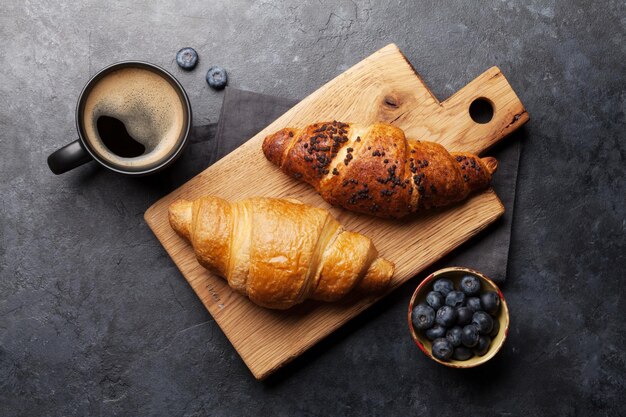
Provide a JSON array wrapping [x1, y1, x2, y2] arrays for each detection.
[[440, 66, 529, 154]]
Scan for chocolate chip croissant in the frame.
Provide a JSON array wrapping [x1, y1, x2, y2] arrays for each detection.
[[168, 196, 394, 310], [263, 121, 498, 218]]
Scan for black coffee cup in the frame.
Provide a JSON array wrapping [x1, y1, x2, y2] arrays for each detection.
[[47, 61, 192, 175]]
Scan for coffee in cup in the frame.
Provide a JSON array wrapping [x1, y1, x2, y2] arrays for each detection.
[[48, 61, 191, 175]]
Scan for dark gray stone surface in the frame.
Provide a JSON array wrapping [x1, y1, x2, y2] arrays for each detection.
[[1, 0, 624, 416]]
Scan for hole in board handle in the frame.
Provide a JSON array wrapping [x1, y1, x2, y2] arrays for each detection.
[[469, 98, 494, 124]]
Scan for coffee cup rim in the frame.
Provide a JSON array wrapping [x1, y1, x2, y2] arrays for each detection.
[[75, 60, 192, 176]]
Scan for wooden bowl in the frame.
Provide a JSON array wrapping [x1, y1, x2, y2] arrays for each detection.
[[407, 267, 509, 368]]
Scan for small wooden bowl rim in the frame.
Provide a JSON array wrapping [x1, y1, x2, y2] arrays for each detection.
[[407, 266, 510, 368]]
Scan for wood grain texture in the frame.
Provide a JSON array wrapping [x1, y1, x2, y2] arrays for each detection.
[[144, 44, 528, 379]]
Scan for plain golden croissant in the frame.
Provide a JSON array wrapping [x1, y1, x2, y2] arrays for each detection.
[[168, 196, 394, 309], [263, 121, 498, 218]]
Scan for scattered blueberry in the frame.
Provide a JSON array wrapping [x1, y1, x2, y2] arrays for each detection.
[[453, 346, 474, 361], [446, 326, 463, 347], [490, 318, 500, 338], [175, 47, 199, 70], [461, 324, 480, 348], [411, 303, 435, 330], [435, 305, 457, 327], [480, 291, 501, 315], [445, 290, 466, 308], [425, 324, 447, 341], [456, 306, 473, 326], [466, 297, 482, 312], [472, 311, 494, 334], [474, 335, 492, 356], [433, 278, 454, 296], [426, 291, 444, 310], [206, 66, 228, 89], [460, 274, 481, 295], [432, 338, 454, 361]]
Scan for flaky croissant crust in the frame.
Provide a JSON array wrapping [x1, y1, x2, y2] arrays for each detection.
[[169, 196, 394, 309], [263, 121, 498, 218]]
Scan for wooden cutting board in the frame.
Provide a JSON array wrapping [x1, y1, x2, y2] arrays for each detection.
[[144, 44, 528, 380]]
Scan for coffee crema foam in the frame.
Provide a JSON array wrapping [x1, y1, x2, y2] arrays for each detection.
[[82, 67, 185, 170]]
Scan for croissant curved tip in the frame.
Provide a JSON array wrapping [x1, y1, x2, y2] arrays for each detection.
[[262, 128, 294, 167], [168, 199, 193, 241], [482, 157, 498, 175], [357, 257, 395, 293]]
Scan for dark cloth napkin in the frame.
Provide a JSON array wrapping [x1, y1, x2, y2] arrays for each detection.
[[194, 87, 521, 283]]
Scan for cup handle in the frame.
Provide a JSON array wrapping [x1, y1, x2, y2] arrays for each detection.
[[47, 140, 93, 175]]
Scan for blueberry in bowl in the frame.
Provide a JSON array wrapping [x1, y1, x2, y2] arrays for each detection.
[[455, 306, 473, 326], [445, 290, 466, 308], [453, 346, 474, 361], [408, 267, 509, 368], [480, 291, 501, 315], [472, 311, 494, 334], [466, 296, 482, 312], [461, 324, 480, 348], [411, 303, 435, 330], [433, 278, 454, 296], [445, 326, 463, 347], [489, 318, 500, 338], [474, 335, 492, 357], [432, 338, 454, 361], [425, 324, 447, 341], [460, 274, 481, 295], [435, 305, 457, 327], [426, 291, 444, 310]]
